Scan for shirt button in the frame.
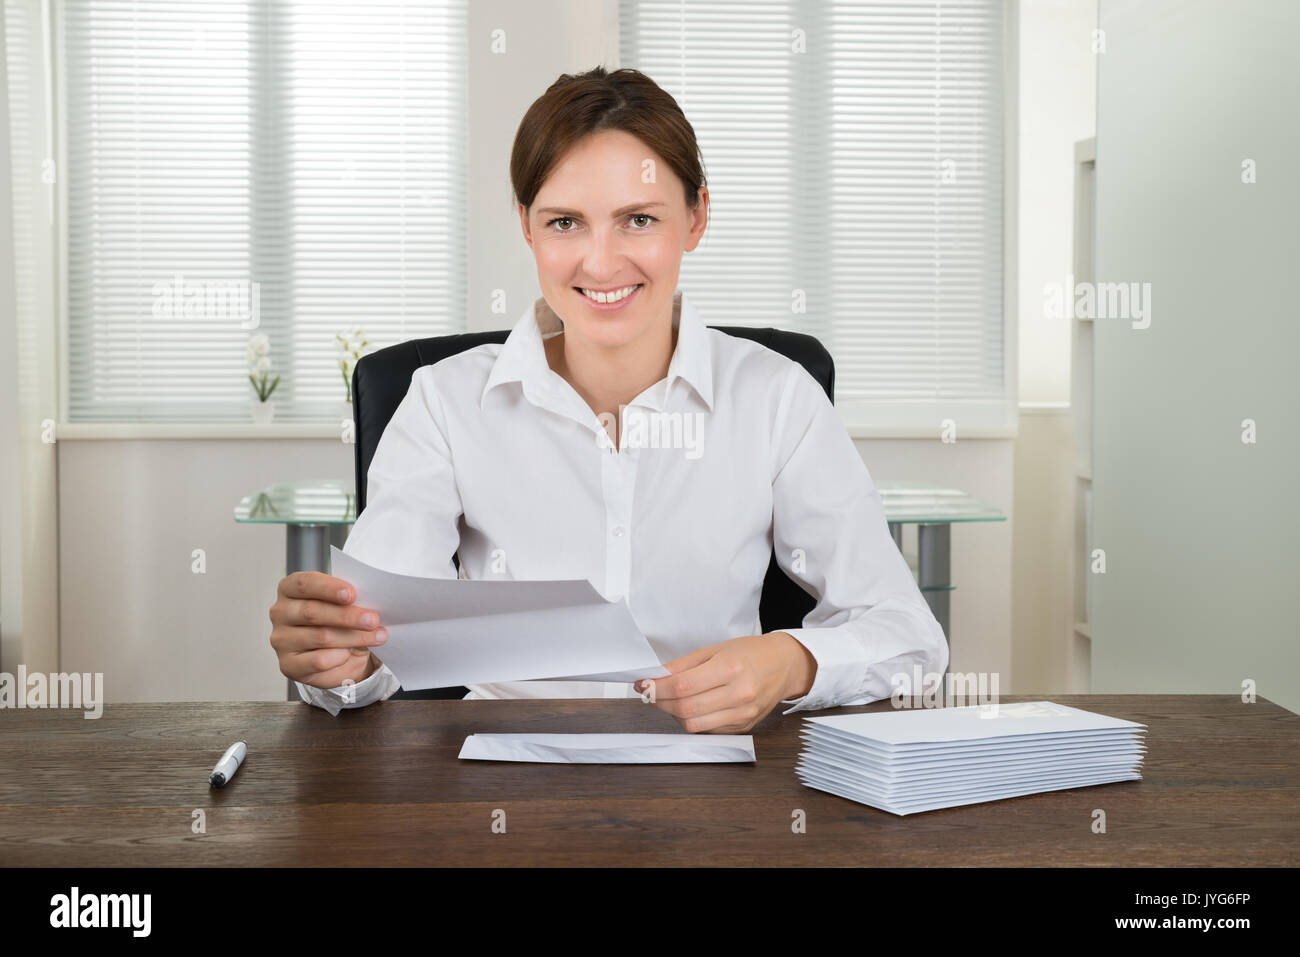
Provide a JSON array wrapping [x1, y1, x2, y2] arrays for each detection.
[[611, 526, 625, 538]]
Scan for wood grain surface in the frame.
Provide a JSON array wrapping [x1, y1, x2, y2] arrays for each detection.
[[0, 694, 1295, 866]]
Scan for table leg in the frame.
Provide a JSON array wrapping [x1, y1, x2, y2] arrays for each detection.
[[284, 524, 337, 702], [917, 523, 952, 646], [889, 522, 903, 550]]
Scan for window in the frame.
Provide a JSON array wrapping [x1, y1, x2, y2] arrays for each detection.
[[62, 0, 467, 422], [620, 0, 1008, 431]]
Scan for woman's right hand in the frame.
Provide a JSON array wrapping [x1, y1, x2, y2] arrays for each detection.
[[269, 571, 388, 690]]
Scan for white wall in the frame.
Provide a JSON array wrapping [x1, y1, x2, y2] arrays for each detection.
[[1091, 0, 1299, 713], [59, 439, 350, 703], [1018, 0, 1100, 406]]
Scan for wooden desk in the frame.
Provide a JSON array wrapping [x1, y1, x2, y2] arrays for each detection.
[[0, 694, 1295, 866]]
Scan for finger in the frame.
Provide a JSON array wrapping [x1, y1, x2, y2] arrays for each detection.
[[651, 682, 740, 721], [285, 646, 356, 680], [295, 653, 375, 690], [273, 623, 387, 655], [673, 705, 757, 734], [289, 596, 381, 633], [656, 644, 716, 676], [644, 655, 732, 701], [280, 570, 359, 605], [636, 645, 718, 698]]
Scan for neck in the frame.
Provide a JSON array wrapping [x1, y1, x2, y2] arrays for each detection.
[[546, 315, 677, 417]]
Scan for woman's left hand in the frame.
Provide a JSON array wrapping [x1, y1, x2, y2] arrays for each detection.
[[635, 633, 817, 733]]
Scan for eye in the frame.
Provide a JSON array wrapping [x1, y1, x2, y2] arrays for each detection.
[[544, 213, 658, 233]]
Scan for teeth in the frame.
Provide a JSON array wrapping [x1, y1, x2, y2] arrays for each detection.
[[580, 284, 639, 304]]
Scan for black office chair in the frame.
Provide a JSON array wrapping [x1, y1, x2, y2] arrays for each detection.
[[351, 324, 836, 700]]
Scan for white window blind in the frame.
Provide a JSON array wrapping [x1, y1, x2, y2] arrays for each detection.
[[62, 0, 467, 423], [620, 0, 1006, 430], [5, 0, 38, 368]]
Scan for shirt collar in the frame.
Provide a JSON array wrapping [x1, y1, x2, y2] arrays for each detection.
[[481, 287, 714, 412]]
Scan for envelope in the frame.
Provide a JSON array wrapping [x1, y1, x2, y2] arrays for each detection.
[[795, 701, 1148, 816], [330, 546, 670, 690], [457, 732, 756, 764]]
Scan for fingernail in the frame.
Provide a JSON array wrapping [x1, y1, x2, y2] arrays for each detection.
[[337, 588, 351, 602], [361, 611, 378, 628], [374, 628, 387, 643]]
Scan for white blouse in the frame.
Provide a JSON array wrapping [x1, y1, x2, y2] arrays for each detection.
[[297, 288, 948, 716]]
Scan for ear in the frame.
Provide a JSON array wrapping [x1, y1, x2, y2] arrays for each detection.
[[684, 187, 709, 253], [518, 203, 533, 249]]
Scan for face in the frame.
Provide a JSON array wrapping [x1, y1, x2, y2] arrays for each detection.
[[519, 129, 708, 352]]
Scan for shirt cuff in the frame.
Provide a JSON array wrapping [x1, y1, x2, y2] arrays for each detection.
[[295, 660, 402, 716], [776, 627, 873, 714]]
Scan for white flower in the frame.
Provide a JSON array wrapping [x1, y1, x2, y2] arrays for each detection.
[[255, 356, 272, 374], [336, 327, 369, 359], [248, 333, 270, 358]]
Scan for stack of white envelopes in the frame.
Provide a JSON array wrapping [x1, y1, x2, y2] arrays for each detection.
[[796, 700, 1146, 815]]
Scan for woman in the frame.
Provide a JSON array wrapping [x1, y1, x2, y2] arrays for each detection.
[[268, 66, 947, 733]]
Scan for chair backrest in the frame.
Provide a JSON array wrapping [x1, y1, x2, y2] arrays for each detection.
[[352, 325, 835, 639]]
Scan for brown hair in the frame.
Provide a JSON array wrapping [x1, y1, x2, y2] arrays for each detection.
[[510, 65, 707, 216]]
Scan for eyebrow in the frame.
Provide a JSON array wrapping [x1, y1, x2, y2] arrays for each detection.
[[536, 201, 668, 218]]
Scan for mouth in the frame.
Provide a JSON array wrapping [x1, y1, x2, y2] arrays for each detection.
[[573, 283, 643, 312]]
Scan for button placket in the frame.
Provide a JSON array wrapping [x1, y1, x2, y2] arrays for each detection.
[[600, 435, 637, 701], [600, 439, 637, 603]]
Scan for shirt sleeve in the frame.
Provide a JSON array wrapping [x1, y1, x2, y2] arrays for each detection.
[[296, 659, 402, 716], [341, 364, 464, 579], [298, 364, 464, 714], [767, 362, 949, 714]]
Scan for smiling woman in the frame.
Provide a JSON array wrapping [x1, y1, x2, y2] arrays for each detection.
[[270, 65, 948, 733], [510, 67, 711, 427]]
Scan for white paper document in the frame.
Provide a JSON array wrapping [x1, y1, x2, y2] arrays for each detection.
[[795, 701, 1147, 816], [458, 732, 756, 764], [807, 700, 1145, 747], [330, 546, 670, 690]]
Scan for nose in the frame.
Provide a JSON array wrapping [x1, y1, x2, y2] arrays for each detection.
[[580, 224, 626, 282]]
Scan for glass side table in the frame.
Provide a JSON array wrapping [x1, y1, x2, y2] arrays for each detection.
[[235, 479, 356, 701], [877, 482, 1006, 645]]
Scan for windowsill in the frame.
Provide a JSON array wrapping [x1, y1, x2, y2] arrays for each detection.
[[54, 419, 1022, 441], [845, 422, 1018, 439], [56, 423, 346, 440]]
